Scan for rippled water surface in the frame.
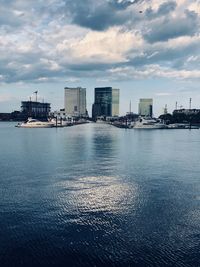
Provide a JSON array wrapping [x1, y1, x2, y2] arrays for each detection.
[[0, 122, 200, 267]]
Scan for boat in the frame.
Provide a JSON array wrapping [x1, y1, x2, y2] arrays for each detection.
[[49, 118, 71, 127], [185, 125, 199, 129], [167, 123, 199, 129], [133, 117, 167, 129], [95, 116, 106, 123], [96, 119, 106, 123], [167, 123, 188, 129], [16, 118, 54, 128], [111, 121, 133, 129]]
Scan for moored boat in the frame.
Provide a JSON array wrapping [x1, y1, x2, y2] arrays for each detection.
[[133, 117, 167, 129], [167, 123, 199, 129], [16, 118, 54, 128]]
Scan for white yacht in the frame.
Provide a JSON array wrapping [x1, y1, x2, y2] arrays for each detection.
[[16, 118, 54, 128], [49, 118, 70, 127], [133, 117, 167, 129], [96, 116, 106, 123], [167, 123, 199, 129]]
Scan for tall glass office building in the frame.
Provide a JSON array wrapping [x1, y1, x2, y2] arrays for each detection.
[[92, 87, 119, 119], [64, 87, 87, 117]]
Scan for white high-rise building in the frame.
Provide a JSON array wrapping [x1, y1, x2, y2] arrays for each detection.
[[138, 98, 153, 117], [112, 89, 120, 117], [64, 87, 87, 117]]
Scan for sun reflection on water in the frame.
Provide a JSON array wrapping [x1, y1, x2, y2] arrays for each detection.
[[56, 175, 139, 217]]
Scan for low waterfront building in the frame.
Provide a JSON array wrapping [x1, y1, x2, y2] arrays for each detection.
[[173, 109, 200, 115], [0, 113, 12, 121]]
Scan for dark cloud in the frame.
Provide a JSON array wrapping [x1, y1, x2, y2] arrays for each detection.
[[145, 1, 177, 19], [158, 1, 177, 15], [63, 0, 140, 31], [0, 7, 24, 28], [127, 39, 200, 68], [144, 10, 199, 43]]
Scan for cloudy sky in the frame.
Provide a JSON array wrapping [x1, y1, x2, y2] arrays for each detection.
[[0, 0, 200, 115]]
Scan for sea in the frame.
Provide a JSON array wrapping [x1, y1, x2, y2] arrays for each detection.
[[0, 122, 200, 267]]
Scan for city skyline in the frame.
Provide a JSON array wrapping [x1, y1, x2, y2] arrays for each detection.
[[1, 0, 200, 116]]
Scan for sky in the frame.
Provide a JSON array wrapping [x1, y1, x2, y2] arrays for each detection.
[[0, 0, 200, 116]]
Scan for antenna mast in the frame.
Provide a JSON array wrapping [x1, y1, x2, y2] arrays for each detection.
[[189, 98, 192, 110], [164, 104, 168, 114]]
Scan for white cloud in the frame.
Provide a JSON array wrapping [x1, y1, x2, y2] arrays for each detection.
[[155, 92, 173, 96], [65, 77, 80, 83], [40, 58, 61, 71], [56, 27, 143, 64], [109, 65, 200, 80], [0, 0, 199, 84], [188, 1, 200, 15]]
